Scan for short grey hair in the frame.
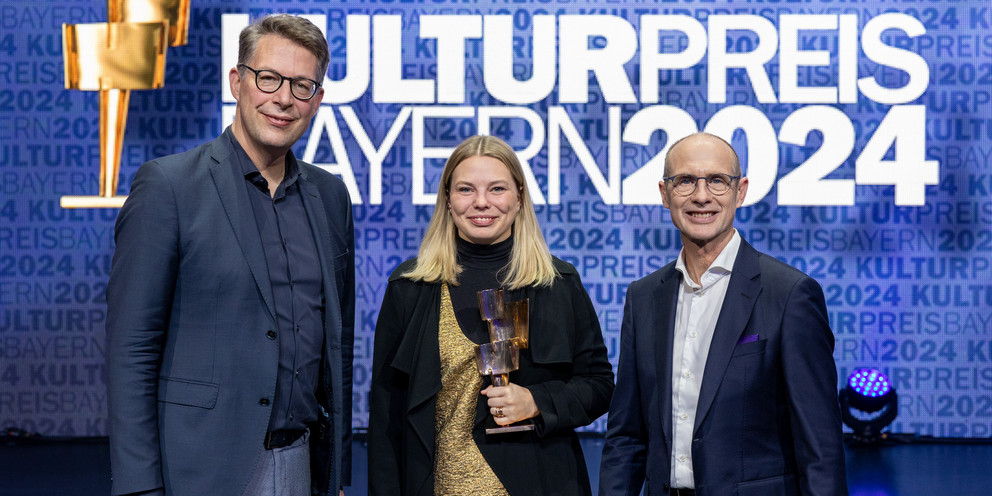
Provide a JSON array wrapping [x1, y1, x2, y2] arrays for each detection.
[[237, 14, 329, 83], [664, 132, 742, 177]]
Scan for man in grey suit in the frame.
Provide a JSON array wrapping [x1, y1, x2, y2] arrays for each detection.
[[106, 14, 354, 496], [599, 133, 847, 495]]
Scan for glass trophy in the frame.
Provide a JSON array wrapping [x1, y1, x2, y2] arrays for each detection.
[[474, 289, 534, 434]]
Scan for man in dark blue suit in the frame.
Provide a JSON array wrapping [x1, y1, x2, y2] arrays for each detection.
[[106, 15, 354, 496], [599, 133, 847, 496]]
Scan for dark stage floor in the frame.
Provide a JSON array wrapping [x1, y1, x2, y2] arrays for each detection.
[[3, 434, 991, 495]]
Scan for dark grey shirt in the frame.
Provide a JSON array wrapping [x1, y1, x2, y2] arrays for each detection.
[[228, 128, 323, 433]]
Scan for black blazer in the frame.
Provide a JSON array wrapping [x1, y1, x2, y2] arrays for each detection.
[[599, 239, 848, 496], [106, 130, 354, 496], [369, 258, 614, 496]]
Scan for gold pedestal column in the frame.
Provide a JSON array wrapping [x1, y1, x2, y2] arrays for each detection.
[[60, 0, 190, 209]]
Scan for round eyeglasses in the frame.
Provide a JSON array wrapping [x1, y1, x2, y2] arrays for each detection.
[[663, 173, 741, 196], [238, 64, 321, 101]]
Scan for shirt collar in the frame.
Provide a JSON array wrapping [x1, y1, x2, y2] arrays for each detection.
[[225, 126, 301, 194], [675, 230, 741, 289]]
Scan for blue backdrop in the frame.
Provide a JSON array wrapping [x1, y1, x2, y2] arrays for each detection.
[[1, 0, 991, 437]]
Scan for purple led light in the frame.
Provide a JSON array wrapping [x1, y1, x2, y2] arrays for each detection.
[[849, 368, 891, 398]]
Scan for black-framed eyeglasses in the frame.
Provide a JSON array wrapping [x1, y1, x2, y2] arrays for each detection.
[[238, 64, 321, 101], [663, 173, 741, 196]]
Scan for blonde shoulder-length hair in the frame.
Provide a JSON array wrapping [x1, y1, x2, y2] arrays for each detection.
[[402, 135, 558, 289]]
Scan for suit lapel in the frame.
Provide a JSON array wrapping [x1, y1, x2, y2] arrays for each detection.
[[654, 265, 680, 454], [693, 240, 761, 432], [297, 172, 340, 328], [209, 138, 276, 320]]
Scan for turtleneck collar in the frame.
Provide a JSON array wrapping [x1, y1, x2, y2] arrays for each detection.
[[456, 235, 513, 269]]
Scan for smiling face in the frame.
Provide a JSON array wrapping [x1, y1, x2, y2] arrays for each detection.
[[229, 34, 324, 165], [448, 155, 522, 245], [660, 134, 748, 253]]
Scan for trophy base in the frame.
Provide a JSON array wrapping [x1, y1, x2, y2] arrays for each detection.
[[60, 195, 128, 209], [485, 422, 536, 435]]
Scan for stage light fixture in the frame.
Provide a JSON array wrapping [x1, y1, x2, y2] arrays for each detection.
[[839, 368, 898, 442]]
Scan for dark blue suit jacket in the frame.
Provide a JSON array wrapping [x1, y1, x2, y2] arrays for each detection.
[[106, 131, 354, 496], [599, 239, 847, 496]]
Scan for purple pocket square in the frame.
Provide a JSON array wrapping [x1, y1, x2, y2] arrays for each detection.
[[737, 334, 759, 345]]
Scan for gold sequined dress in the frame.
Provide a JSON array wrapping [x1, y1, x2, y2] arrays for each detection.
[[433, 284, 510, 496]]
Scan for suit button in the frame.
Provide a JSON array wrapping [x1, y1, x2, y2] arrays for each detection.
[[266, 330, 277, 339], [259, 398, 270, 406]]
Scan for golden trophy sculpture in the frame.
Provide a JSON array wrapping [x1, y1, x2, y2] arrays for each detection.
[[60, 0, 190, 209], [474, 288, 534, 434]]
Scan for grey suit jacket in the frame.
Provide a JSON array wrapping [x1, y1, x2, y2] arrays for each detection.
[[599, 239, 847, 496], [106, 130, 354, 496]]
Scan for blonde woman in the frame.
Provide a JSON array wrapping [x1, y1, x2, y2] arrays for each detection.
[[369, 135, 614, 495]]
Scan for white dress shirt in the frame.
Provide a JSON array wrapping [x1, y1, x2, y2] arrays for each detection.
[[670, 230, 741, 489]]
